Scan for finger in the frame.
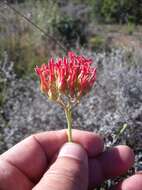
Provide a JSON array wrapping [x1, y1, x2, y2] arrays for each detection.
[[33, 143, 88, 190], [89, 145, 134, 188], [0, 159, 34, 190], [35, 129, 103, 159], [110, 174, 142, 190], [1, 129, 103, 183]]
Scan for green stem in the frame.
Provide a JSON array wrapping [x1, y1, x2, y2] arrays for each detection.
[[64, 103, 72, 142]]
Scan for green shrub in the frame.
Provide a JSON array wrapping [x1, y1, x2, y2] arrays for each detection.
[[89, 35, 106, 52], [126, 22, 135, 35], [88, 0, 142, 24], [52, 16, 87, 48]]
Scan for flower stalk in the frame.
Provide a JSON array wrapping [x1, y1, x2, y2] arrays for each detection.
[[64, 102, 72, 142]]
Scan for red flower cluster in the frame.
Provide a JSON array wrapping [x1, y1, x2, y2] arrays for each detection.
[[35, 52, 96, 101]]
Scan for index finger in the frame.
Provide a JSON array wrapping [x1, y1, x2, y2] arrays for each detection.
[[0, 129, 103, 182]]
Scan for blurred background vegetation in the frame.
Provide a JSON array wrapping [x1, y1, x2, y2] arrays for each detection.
[[0, 1, 142, 189], [0, 0, 142, 77]]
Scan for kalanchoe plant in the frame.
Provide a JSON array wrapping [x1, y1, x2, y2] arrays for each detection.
[[35, 51, 96, 142]]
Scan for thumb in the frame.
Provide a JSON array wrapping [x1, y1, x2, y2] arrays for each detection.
[[33, 143, 88, 190]]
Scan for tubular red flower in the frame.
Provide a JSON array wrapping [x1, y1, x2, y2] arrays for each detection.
[[35, 51, 96, 101]]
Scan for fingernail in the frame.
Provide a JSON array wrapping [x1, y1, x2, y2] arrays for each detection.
[[58, 143, 88, 164]]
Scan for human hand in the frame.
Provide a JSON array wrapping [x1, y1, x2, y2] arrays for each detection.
[[0, 129, 141, 190]]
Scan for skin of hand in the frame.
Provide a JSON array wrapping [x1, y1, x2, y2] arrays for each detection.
[[0, 129, 141, 190]]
